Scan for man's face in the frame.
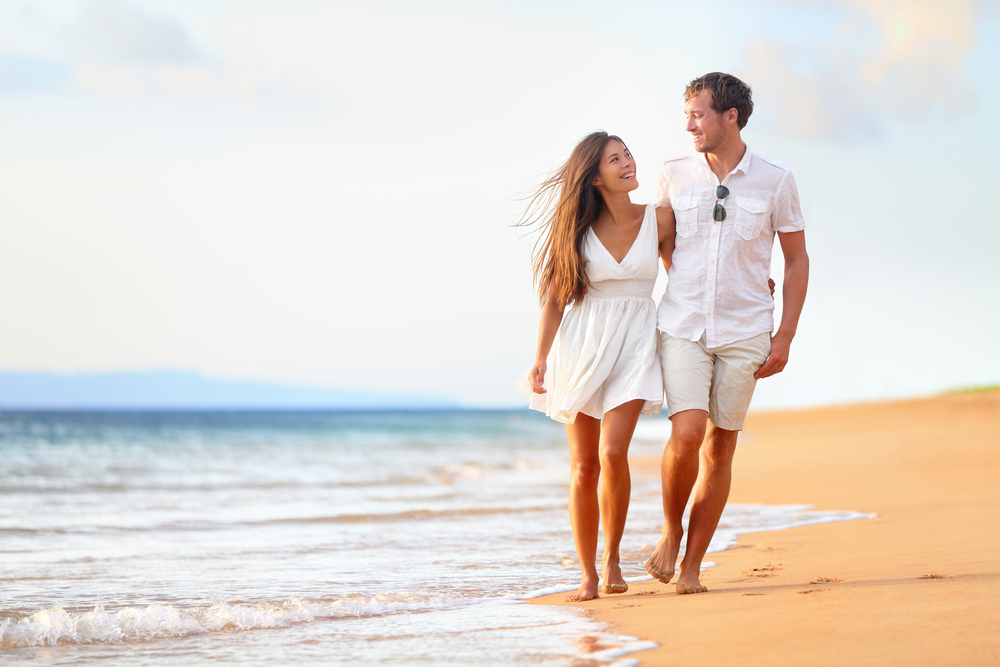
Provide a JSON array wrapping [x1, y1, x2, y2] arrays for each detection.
[[684, 89, 726, 154]]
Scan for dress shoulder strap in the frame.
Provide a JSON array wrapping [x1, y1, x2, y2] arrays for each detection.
[[642, 203, 658, 246]]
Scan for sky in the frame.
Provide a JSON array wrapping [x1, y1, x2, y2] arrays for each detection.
[[1, 0, 998, 409]]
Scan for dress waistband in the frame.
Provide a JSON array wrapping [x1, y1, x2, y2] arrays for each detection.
[[586, 279, 655, 299]]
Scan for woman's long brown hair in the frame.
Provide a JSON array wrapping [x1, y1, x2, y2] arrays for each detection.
[[517, 131, 623, 309]]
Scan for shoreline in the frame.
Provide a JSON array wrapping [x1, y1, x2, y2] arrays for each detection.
[[530, 391, 1000, 665]]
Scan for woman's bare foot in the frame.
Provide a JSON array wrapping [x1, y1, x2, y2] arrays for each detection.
[[566, 577, 600, 602], [645, 531, 681, 584], [601, 559, 628, 594], [675, 568, 707, 594]]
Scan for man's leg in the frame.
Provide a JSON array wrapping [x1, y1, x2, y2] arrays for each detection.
[[647, 332, 714, 585], [674, 332, 771, 593], [674, 424, 738, 594], [645, 408, 707, 584]]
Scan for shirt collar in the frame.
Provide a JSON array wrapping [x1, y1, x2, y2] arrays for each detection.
[[733, 144, 753, 176], [695, 143, 753, 179]]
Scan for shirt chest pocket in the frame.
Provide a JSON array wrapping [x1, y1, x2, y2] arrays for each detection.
[[672, 196, 701, 238], [734, 198, 769, 241]]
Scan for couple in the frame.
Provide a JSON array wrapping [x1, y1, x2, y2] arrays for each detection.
[[516, 72, 809, 601]]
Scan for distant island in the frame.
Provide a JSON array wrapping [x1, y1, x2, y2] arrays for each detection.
[[0, 371, 460, 410]]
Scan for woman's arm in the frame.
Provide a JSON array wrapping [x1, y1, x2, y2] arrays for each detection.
[[528, 277, 566, 394], [655, 206, 676, 274]]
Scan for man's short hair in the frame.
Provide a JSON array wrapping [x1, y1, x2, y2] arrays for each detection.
[[685, 73, 753, 130]]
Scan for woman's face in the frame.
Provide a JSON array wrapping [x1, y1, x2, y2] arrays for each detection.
[[594, 140, 638, 194]]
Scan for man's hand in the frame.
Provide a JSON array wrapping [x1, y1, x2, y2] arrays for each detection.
[[757, 231, 808, 380], [754, 334, 790, 379], [768, 277, 775, 296]]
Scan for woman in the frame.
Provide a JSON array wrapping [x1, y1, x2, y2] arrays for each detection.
[[516, 131, 675, 602]]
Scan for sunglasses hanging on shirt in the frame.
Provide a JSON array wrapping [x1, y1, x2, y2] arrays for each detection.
[[713, 185, 730, 222]]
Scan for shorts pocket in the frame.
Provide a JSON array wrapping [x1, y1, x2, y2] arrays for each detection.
[[750, 332, 772, 365], [672, 196, 701, 238], [734, 198, 769, 240]]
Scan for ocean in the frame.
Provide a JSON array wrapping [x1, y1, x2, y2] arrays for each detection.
[[0, 409, 870, 665]]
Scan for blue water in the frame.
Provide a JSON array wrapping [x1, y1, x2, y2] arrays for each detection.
[[0, 410, 871, 665]]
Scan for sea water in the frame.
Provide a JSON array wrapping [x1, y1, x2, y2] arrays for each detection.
[[0, 410, 871, 665]]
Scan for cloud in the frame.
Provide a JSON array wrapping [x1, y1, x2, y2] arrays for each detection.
[[56, 0, 225, 98], [741, 0, 987, 139], [38, 1, 315, 104], [0, 1, 221, 98], [62, 0, 200, 65], [0, 53, 68, 91]]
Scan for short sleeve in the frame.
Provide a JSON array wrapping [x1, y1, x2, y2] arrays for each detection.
[[773, 170, 805, 233], [654, 164, 671, 208]]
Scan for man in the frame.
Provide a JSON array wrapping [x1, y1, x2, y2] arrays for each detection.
[[645, 72, 809, 594]]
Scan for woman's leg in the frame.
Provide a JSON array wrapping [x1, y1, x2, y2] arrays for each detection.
[[597, 399, 645, 593], [565, 413, 602, 601]]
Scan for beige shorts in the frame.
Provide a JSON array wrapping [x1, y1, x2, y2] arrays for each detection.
[[659, 331, 772, 431]]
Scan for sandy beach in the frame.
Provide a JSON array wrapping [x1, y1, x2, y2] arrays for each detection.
[[531, 390, 1000, 665]]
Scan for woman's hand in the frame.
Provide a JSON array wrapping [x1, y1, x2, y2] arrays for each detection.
[[529, 359, 547, 394], [528, 275, 565, 395]]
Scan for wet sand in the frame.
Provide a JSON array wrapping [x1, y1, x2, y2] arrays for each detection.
[[531, 391, 1000, 665]]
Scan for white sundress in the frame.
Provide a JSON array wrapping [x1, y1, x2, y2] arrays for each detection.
[[515, 203, 664, 424]]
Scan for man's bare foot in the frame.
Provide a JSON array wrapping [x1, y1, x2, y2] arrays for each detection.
[[645, 532, 681, 584], [675, 569, 707, 594], [601, 560, 628, 594], [566, 578, 600, 602]]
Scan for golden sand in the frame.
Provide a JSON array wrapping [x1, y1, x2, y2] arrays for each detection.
[[531, 391, 1000, 665]]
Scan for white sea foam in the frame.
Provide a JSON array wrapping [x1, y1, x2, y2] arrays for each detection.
[[0, 593, 473, 649], [589, 638, 660, 662], [1, 595, 660, 665], [517, 582, 580, 599], [711, 505, 876, 551]]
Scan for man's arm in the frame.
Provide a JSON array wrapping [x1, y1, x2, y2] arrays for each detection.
[[755, 230, 808, 379]]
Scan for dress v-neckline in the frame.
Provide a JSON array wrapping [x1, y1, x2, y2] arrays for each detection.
[[591, 205, 647, 265]]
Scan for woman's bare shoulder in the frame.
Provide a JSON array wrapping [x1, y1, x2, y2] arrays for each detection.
[[654, 205, 675, 220], [654, 205, 675, 239]]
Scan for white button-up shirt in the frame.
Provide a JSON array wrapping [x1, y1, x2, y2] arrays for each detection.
[[655, 147, 805, 348]]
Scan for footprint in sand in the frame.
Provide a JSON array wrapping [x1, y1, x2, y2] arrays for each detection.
[[744, 565, 783, 578], [919, 574, 951, 579], [808, 577, 843, 584]]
